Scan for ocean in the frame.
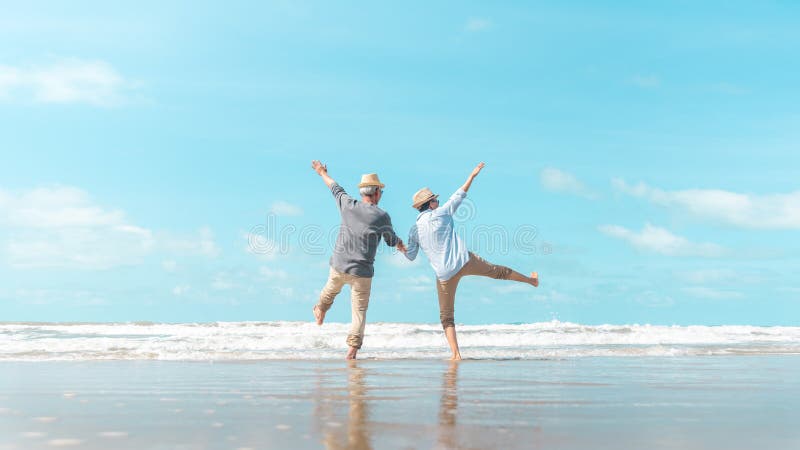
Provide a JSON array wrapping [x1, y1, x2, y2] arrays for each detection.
[[2, 321, 799, 360]]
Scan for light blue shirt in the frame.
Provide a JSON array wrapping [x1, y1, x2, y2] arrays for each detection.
[[404, 188, 470, 281]]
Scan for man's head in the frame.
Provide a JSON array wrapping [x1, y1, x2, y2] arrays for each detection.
[[358, 173, 385, 205], [412, 187, 439, 212], [359, 185, 383, 204]]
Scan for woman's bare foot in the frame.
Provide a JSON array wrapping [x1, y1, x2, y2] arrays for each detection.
[[346, 346, 358, 360], [449, 354, 462, 361], [312, 305, 326, 325], [530, 272, 539, 287]]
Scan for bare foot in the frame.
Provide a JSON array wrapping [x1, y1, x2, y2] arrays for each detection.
[[449, 354, 462, 361], [530, 271, 539, 287], [346, 347, 358, 360], [312, 305, 326, 325]]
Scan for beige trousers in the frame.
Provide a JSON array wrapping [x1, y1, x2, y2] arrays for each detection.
[[436, 252, 512, 329], [317, 266, 373, 349]]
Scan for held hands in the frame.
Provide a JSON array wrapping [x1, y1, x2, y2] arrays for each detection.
[[311, 160, 328, 175], [396, 241, 407, 254]]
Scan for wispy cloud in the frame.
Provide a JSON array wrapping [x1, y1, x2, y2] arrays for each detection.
[[678, 269, 737, 284], [613, 178, 800, 229], [161, 227, 220, 258], [634, 290, 675, 308], [0, 186, 154, 269], [492, 283, 533, 295], [270, 201, 303, 216], [0, 59, 139, 106], [682, 286, 744, 300], [0, 186, 219, 269], [540, 167, 597, 199], [13, 288, 107, 306], [172, 285, 190, 296], [259, 266, 289, 280], [400, 275, 434, 292], [162, 260, 178, 272], [465, 18, 492, 32], [599, 223, 727, 257], [211, 272, 236, 291], [243, 231, 281, 261], [710, 82, 748, 95], [630, 74, 660, 88]]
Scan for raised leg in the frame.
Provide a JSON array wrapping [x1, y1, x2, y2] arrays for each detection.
[[315, 267, 346, 325]]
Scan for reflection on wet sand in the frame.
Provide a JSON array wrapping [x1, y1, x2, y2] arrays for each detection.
[[314, 361, 372, 450], [437, 361, 460, 449]]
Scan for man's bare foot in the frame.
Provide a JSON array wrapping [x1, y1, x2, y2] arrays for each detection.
[[346, 347, 358, 360], [312, 305, 326, 325], [530, 271, 539, 287]]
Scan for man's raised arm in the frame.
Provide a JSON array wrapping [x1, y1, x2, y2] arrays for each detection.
[[311, 160, 336, 188]]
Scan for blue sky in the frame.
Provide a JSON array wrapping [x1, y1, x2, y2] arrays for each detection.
[[1, 1, 798, 325]]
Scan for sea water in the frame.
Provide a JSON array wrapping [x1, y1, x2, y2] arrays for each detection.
[[2, 321, 799, 360]]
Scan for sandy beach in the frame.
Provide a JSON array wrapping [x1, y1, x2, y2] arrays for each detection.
[[1, 356, 799, 449]]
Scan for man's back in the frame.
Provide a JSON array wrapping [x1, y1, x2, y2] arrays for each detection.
[[330, 183, 399, 277]]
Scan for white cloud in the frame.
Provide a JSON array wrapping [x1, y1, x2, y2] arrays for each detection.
[[400, 275, 434, 292], [613, 178, 800, 229], [162, 227, 220, 258], [211, 274, 236, 291], [631, 74, 660, 88], [493, 283, 533, 295], [244, 231, 282, 261], [599, 223, 727, 257], [0, 185, 219, 269], [172, 285, 190, 296], [678, 269, 737, 284], [465, 18, 492, 32], [634, 290, 674, 308], [531, 289, 572, 303], [0, 186, 124, 228], [682, 286, 744, 300], [0, 59, 137, 106], [271, 286, 295, 298], [0, 186, 155, 269], [13, 288, 108, 306], [540, 168, 597, 199], [710, 82, 748, 95], [259, 266, 289, 280], [270, 201, 303, 216], [162, 260, 178, 272]]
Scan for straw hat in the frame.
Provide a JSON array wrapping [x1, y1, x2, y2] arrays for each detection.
[[412, 187, 439, 209], [358, 173, 385, 188]]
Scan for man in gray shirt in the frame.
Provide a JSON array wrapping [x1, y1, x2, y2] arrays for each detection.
[[311, 160, 405, 359]]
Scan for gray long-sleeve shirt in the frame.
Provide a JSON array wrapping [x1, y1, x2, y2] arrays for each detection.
[[329, 183, 400, 278]]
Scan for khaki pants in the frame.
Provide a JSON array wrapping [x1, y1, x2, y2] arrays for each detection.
[[317, 266, 373, 349], [436, 252, 511, 329]]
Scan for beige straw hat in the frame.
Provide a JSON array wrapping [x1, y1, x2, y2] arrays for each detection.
[[357, 173, 385, 188], [411, 187, 439, 209]]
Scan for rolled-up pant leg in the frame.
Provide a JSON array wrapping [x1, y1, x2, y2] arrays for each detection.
[[437, 274, 462, 329], [317, 267, 346, 313], [461, 252, 512, 280], [346, 274, 373, 349], [436, 252, 512, 330]]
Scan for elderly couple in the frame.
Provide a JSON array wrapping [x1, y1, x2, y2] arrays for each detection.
[[310, 160, 539, 360]]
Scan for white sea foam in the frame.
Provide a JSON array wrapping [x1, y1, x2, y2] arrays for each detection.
[[1, 321, 798, 360]]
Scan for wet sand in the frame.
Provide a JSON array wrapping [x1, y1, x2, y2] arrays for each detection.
[[1, 357, 799, 449]]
